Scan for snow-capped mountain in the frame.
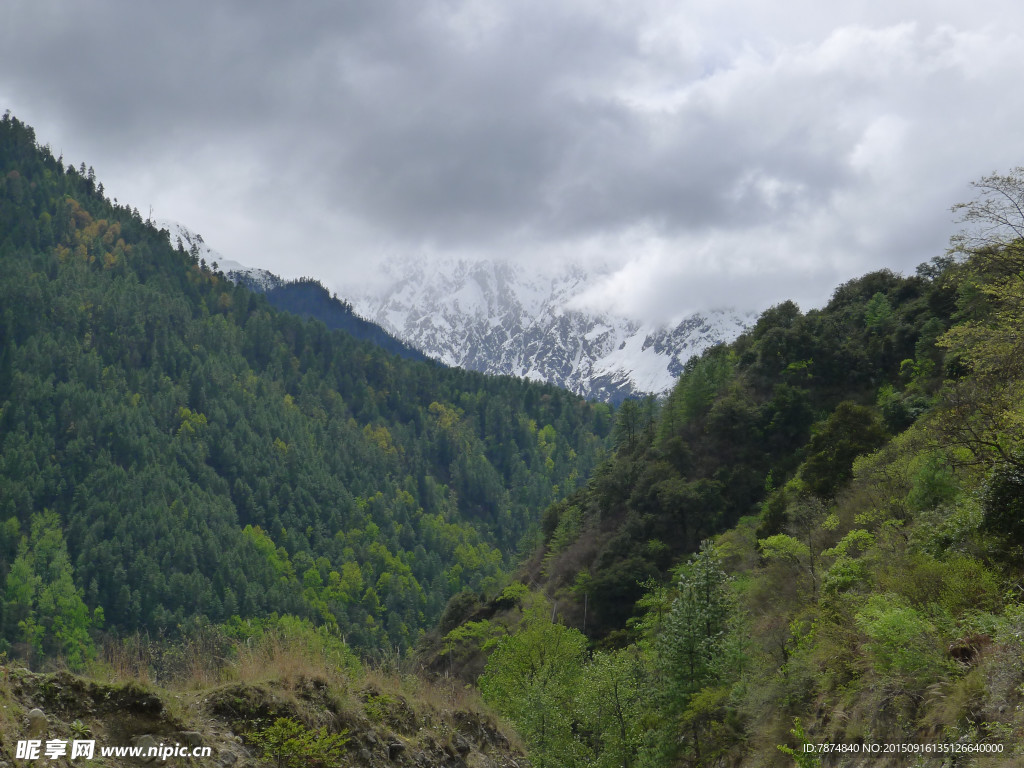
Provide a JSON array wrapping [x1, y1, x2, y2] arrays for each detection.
[[158, 221, 282, 291], [346, 256, 755, 402], [162, 221, 755, 401]]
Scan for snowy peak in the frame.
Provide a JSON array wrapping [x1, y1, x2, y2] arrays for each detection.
[[156, 225, 754, 402], [223, 263, 284, 293], [158, 221, 282, 292], [158, 220, 222, 266], [347, 256, 755, 402]]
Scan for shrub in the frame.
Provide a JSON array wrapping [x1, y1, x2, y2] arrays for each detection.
[[249, 717, 349, 768]]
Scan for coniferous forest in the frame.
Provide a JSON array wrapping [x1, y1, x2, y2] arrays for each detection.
[[0, 112, 610, 660], [5, 111, 1024, 766]]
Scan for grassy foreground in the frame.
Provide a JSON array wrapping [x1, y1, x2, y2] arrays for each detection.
[[0, 624, 527, 767]]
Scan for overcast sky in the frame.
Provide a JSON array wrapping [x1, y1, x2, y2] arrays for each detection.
[[3, 1, 1022, 322]]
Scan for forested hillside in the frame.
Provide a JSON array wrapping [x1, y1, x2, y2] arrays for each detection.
[[263, 277, 431, 363], [438, 173, 1024, 765], [528, 262, 955, 640], [10, 106, 1024, 767], [0, 112, 611, 663]]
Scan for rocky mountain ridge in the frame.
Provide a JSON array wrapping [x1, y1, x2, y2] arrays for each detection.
[[166, 221, 754, 402], [0, 666, 525, 768], [346, 255, 754, 402]]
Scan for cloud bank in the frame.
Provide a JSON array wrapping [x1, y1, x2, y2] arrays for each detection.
[[3, 1, 1022, 321]]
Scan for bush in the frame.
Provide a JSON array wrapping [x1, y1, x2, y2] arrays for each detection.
[[249, 717, 349, 768], [854, 595, 951, 689]]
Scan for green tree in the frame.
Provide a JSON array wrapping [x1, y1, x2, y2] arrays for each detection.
[[581, 647, 648, 768], [935, 168, 1024, 468], [650, 542, 734, 766], [249, 717, 349, 768], [801, 402, 887, 498], [478, 597, 591, 768], [864, 291, 894, 330], [3, 512, 95, 668], [854, 595, 951, 692]]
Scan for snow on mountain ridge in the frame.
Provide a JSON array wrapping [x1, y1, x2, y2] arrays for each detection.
[[158, 221, 283, 292], [156, 225, 754, 402], [347, 256, 755, 402]]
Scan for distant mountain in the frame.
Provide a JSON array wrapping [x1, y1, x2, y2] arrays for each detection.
[[158, 223, 428, 361], [263, 279, 431, 363], [162, 223, 755, 402], [346, 256, 755, 403]]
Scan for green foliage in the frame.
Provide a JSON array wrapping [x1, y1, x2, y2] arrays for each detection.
[[3, 512, 94, 668], [438, 590, 482, 634], [579, 647, 648, 768], [800, 402, 888, 498], [221, 614, 361, 675], [362, 692, 398, 723], [854, 595, 951, 688], [864, 291, 894, 330], [546, 503, 584, 556], [906, 454, 959, 511], [660, 347, 736, 433], [647, 543, 736, 765], [612, 396, 658, 454], [478, 599, 591, 768], [441, 618, 505, 671], [777, 718, 822, 767], [0, 112, 612, 657], [249, 717, 349, 768], [982, 458, 1024, 549], [759, 534, 811, 563], [531, 253, 950, 642]]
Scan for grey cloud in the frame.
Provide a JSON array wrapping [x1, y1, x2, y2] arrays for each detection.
[[3, 1, 1023, 320]]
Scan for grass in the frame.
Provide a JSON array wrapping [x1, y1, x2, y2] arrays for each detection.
[[0, 621, 526, 768]]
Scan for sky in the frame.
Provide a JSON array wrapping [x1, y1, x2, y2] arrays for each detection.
[[3, 1, 1023, 323]]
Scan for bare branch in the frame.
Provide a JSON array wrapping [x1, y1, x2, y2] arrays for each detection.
[[952, 168, 1024, 251]]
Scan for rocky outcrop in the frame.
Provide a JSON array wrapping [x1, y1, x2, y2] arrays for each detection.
[[0, 667, 528, 768]]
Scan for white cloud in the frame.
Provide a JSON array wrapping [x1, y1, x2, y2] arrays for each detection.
[[2, 2, 1024, 322]]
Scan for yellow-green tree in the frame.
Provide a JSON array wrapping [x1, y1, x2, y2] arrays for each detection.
[[478, 596, 591, 768], [3, 512, 95, 668]]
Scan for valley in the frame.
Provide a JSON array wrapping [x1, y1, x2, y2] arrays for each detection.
[[3, 112, 1024, 766]]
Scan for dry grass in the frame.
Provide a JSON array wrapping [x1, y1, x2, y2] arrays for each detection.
[[91, 626, 353, 694], [0, 662, 28, 755], [360, 663, 488, 718], [92, 633, 157, 686], [77, 624, 523, 764], [231, 631, 349, 692]]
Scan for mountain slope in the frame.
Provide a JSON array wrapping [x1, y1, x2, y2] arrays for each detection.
[[438, 202, 1024, 766], [347, 255, 755, 403], [264, 279, 431, 363], [0, 112, 610, 661], [156, 223, 430, 363]]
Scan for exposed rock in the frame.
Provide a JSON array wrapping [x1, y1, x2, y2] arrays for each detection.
[[132, 734, 158, 763], [0, 669, 530, 768], [27, 708, 46, 737], [178, 730, 203, 747], [388, 740, 406, 760]]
